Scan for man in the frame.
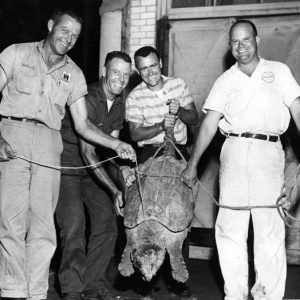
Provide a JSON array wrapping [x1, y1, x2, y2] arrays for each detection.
[[126, 46, 198, 300], [0, 8, 135, 300], [56, 51, 135, 300], [181, 20, 300, 300]]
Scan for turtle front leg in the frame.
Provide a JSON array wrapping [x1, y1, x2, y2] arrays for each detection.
[[118, 230, 135, 277], [166, 230, 189, 283]]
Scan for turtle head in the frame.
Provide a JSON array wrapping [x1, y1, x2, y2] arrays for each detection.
[[131, 244, 165, 281]]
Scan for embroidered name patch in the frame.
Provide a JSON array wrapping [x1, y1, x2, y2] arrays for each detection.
[[262, 71, 275, 83]]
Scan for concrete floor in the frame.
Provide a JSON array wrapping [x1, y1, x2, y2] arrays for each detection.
[[47, 253, 300, 300]]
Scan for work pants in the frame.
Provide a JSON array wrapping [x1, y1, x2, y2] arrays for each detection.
[[55, 174, 117, 294], [0, 118, 62, 300], [215, 137, 286, 300]]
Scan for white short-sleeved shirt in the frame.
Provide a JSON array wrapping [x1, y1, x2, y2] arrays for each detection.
[[126, 75, 194, 146], [203, 58, 300, 135]]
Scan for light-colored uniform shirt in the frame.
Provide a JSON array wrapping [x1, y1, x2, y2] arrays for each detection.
[[0, 40, 88, 130], [126, 75, 194, 146], [203, 58, 300, 135]]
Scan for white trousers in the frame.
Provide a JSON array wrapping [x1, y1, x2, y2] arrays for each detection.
[[216, 137, 286, 300]]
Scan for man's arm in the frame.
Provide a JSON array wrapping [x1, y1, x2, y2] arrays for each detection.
[[169, 99, 199, 126], [80, 139, 124, 216], [0, 66, 15, 161], [290, 97, 300, 133], [69, 97, 136, 161], [128, 114, 175, 142], [181, 110, 222, 187], [107, 129, 136, 187]]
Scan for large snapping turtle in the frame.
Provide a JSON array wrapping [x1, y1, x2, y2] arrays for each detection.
[[118, 140, 195, 282]]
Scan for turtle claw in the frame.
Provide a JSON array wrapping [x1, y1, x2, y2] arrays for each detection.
[[171, 263, 189, 283], [118, 259, 135, 277], [118, 248, 135, 277]]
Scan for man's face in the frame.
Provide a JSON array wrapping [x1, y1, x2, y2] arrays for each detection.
[[135, 53, 162, 91], [47, 14, 81, 56], [230, 23, 259, 65], [104, 57, 131, 98]]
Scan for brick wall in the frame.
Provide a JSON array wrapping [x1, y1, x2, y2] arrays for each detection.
[[127, 0, 157, 60]]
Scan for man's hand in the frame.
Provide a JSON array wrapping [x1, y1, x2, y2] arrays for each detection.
[[121, 166, 136, 187], [114, 141, 136, 162], [277, 187, 291, 210], [180, 164, 198, 188], [0, 136, 16, 161], [167, 98, 180, 115], [163, 114, 176, 130], [113, 190, 124, 216]]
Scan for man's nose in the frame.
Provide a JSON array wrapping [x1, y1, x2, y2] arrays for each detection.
[[118, 73, 124, 82], [65, 34, 72, 44]]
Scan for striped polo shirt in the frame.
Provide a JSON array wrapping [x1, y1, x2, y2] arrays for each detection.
[[126, 75, 194, 147]]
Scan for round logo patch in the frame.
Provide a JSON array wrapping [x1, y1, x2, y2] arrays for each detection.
[[262, 71, 275, 83]]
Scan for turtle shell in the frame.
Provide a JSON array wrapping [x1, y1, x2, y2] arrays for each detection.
[[124, 155, 195, 232]]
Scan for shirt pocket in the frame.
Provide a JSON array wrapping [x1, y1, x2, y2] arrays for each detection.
[[16, 69, 38, 94]]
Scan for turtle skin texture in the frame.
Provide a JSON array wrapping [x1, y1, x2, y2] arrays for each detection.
[[118, 153, 195, 282]]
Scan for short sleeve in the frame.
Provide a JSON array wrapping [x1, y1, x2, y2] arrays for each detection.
[[202, 77, 226, 115], [67, 69, 88, 106], [112, 102, 125, 131], [179, 78, 194, 107], [85, 95, 98, 125], [278, 64, 300, 107], [125, 91, 144, 123], [0, 44, 17, 81]]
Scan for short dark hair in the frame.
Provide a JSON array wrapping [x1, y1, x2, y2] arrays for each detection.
[[134, 46, 160, 66], [229, 19, 258, 39], [104, 51, 132, 67], [50, 7, 83, 25]]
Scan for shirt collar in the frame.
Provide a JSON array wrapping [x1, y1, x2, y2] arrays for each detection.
[[231, 57, 264, 74], [36, 40, 69, 67], [98, 77, 122, 104], [140, 74, 167, 92]]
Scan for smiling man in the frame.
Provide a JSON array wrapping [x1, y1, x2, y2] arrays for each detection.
[[181, 20, 300, 300], [0, 8, 135, 300], [56, 51, 135, 300]]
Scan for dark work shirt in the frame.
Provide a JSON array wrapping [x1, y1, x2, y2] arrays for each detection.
[[60, 77, 125, 175]]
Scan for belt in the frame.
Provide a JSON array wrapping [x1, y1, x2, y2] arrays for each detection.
[[226, 132, 279, 142], [2, 116, 44, 125]]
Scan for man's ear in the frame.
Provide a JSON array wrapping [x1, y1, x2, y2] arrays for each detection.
[[255, 35, 260, 45], [135, 67, 141, 76], [102, 66, 106, 77], [159, 59, 162, 69], [47, 19, 54, 33]]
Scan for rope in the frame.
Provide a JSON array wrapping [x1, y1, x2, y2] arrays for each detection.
[[135, 137, 292, 226], [15, 154, 119, 170], [14, 142, 299, 226]]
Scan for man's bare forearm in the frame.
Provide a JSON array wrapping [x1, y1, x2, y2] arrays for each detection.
[[130, 123, 164, 142], [80, 140, 119, 195], [77, 119, 120, 151], [188, 111, 221, 168], [177, 106, 199, 126]]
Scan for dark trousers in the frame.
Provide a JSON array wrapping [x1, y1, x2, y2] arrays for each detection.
[[55, 174, 117, 294]]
